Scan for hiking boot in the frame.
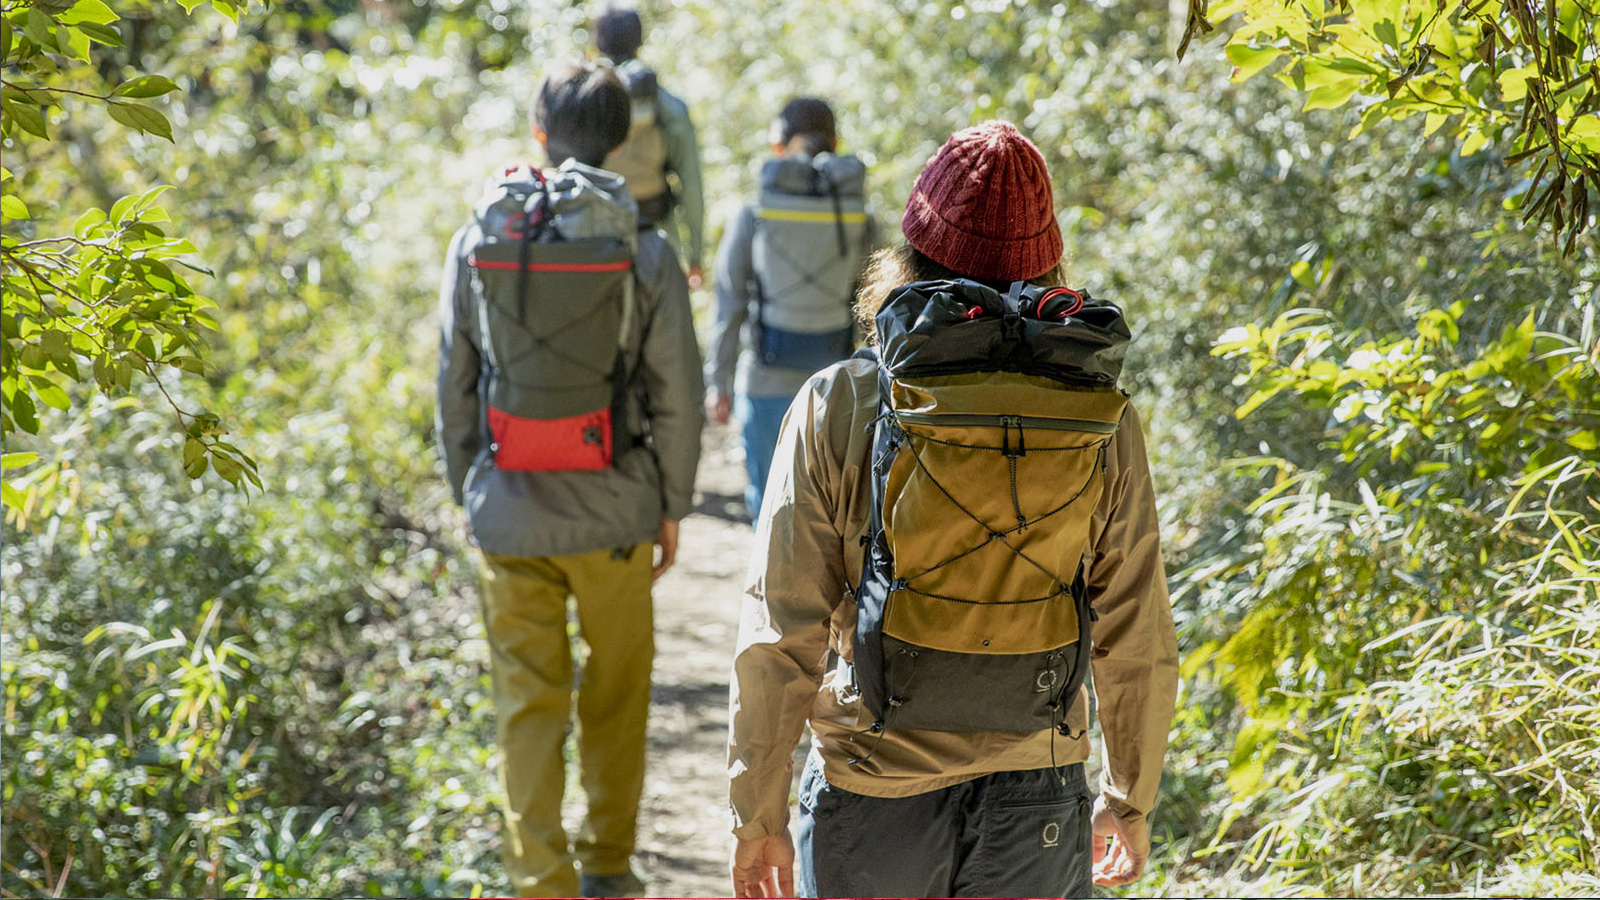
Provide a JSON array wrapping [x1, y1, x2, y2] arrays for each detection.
[[579, 867, 646, 899]]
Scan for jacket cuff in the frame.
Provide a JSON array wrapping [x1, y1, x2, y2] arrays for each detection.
[[730, 807, 788, 841]]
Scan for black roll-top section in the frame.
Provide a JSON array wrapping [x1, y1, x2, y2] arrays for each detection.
[[874, 279, 1131, 387]]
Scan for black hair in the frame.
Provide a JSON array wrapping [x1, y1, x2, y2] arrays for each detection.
[[594, 6, 644, 62], [772, 97, 837, 157], [533, 62, 632, 168]]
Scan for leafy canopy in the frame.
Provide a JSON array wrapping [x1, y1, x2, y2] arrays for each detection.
[[1, 0, 256, 525], [1183, 0, 1600, 252]]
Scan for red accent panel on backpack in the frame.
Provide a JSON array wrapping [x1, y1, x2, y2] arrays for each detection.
[[487, 406, 612, 471]]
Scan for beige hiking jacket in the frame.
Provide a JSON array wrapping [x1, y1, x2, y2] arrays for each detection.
[[727, 358, 1179, 840]]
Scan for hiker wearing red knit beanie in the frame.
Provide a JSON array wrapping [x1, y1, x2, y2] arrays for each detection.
[[728, 120, 1179, 900]]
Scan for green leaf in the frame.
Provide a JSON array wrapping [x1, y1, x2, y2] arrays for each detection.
[[8, 388, 38, 433], [1372, 18, 1399, 48], [74, 206, 107, 237], [184, 448, 209, 478], [56, 0, 117, 25], [105, 101, 173, 141], [2, 451, 40, 468], [1227, 43, 1283, 83], [1568, 431, 1598, 450], [0, 479, 23, 511], [1, 194, 28, 220], [58, 22, 89, 61], [76, 21, 121, 46], [1460, 129, 1488, 156], [24, 8, 54, 47], [183, 436, 205, 468], [1498, 65, 1535, 103], [3, 96, 49, 139], [1568, 115, 1600, 152], [40, 330, 70, 365], [1, 16, 12, 62], [109, 192, 137, 222], [30, 376, 69, 410], [213, 452, 241, 484], [113, 75, 179, 99], [1305, 79, 1363, 111]]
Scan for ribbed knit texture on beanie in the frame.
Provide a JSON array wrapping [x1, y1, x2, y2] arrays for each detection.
[[900, 120, 1063, 282]]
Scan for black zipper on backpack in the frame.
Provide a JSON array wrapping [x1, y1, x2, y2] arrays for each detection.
[[894, 412, 1119, 435]]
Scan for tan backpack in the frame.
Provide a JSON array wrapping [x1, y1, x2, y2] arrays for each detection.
[[602, 60, 669, 207], [853, 278, 1132, 738]]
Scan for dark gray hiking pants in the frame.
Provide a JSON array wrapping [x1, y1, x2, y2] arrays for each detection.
[[796, 750, 1094, 899]]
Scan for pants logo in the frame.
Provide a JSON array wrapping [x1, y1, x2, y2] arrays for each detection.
[[1041, 821, 1061, 848]]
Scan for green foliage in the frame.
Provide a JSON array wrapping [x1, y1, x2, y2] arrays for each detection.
[[1193, 0, 1600, 252], [2, 0, 255, 518], [1187, 269, 1599, 888], [3, 0, 1597, 896]]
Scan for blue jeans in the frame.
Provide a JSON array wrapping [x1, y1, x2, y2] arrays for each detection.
[[796, 750, 1094, 899], [737, 393, 793, 524]]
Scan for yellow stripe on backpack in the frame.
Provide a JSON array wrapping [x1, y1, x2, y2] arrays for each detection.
[[755, 208, 869, 224]]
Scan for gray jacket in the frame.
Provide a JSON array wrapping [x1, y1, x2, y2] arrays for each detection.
[[436, 216, 704, 558]]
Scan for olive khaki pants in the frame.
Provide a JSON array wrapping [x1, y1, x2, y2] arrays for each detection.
[[479, 545, 654, 899]]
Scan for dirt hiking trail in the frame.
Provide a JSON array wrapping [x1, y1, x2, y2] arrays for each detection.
[[620, 423, 757, 899]]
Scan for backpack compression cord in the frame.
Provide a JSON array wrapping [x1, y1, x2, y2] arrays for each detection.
[[468, 162, 639, 473], [850, 279, 1131, 750]]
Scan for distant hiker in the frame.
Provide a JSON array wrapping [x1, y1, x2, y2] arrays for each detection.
[[436, 61, 704, 899], [726, 121, 1179, 900], [705, 97, 878, 522], [594, 4, 707, 289]]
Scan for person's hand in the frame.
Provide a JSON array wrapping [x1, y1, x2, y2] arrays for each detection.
[[707, 392, 733, 426], [653, 516, 680, 582], [1091, 796, 1150, 887], [731, 831, 795, 899], [688, 264, 704, 291]]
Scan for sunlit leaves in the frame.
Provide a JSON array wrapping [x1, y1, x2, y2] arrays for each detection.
[[1, 0, 249, 511], [1202, 263, 1600, 874], [1194, 0, 1600, 252]]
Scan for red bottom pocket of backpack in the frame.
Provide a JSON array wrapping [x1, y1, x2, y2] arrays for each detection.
[[487, 406, 612, 472]]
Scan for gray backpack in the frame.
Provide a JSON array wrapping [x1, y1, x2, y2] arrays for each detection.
[[750, 153, 870, 372], [468, 161, 640, 472]]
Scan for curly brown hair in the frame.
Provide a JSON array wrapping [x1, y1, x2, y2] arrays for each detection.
[[854, 244, 1065, 342]]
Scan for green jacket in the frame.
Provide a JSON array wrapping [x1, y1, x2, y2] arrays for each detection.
[[656, 85, 705, 270]]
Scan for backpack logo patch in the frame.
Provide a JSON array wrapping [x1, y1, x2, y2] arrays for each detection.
[[1041, 821, 1061, 849]]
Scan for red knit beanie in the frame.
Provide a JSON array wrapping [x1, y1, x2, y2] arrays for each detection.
[[901, 120, 1063, 282]]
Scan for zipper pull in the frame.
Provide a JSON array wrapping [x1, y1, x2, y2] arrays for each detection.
[[1001, 416, 1025, 458]]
